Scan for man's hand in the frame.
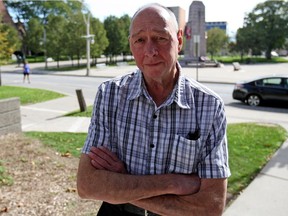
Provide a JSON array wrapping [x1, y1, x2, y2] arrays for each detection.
[[88, 146, 127, 174], [88, 146, 200, 195]]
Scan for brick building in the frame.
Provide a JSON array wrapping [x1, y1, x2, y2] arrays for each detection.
[[0, 0, 14, 25], [0, 1, 25, 58]]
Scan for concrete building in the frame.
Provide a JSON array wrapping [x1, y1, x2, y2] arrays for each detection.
[[206, 21, 227, 33], [167, 6, 186, 31]]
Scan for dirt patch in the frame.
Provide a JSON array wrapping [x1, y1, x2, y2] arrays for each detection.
[[0, 133, 101, 215], [0, 133, 235, 215]]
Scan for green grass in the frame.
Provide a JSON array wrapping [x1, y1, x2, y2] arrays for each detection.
[[65, 105, 93, 117], [21, 123, 288, 198], [0, 86, 65, 105], [0, 160, 13, 186], [214, 56, 288, 64], [227, 123, 287, 195], [25, 132, 87, 158]]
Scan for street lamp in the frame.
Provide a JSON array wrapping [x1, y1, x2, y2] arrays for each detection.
[[82, 13, 94, 76]]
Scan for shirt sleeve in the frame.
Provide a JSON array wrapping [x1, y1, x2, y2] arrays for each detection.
[[198, 101, 231, 178], [82, 84, 109, 154]]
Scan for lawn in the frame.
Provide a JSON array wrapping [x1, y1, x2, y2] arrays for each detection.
[[23, 123, 287, 198], [65, 105, 93, 117], [0, 86, 65, 105]]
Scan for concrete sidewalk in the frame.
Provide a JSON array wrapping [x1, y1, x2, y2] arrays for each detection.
[[4, 62, 288, 215]]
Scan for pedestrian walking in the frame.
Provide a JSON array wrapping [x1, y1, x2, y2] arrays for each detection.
[[23, 60, 30, 83]]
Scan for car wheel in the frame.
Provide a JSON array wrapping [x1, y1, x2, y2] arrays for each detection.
[[247, 94, 261, 106]]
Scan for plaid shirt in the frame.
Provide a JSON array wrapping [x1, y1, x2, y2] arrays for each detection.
[[82, 65, 230, 178]]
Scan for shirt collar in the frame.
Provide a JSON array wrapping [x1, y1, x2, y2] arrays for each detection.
[[127, 63, 191, 109]]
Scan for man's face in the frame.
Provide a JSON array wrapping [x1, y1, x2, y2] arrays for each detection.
[[129, 7, 182, 82]]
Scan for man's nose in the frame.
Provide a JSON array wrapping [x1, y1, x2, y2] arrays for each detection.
[[144, 41, 158, 57]]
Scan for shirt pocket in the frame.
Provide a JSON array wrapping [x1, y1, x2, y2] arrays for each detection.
[[167, 134, 201, 174]]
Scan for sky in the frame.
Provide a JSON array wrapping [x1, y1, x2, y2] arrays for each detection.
[[84, 0, 267, 36]]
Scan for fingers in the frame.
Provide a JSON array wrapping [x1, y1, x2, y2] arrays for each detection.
[[91, 146, 119, 162], [88, 146, 114, 168], [88, 146, 127, 174]]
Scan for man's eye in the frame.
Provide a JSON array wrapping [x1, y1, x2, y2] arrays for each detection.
[[154, 36, 168, 43], [135, 38, 144, 44]]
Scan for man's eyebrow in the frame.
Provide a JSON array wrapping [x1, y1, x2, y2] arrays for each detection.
[[131, 28, 169, 38], [130, 30, 144, 38]]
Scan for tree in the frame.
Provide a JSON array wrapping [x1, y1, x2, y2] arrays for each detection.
[[234, 27, 260, 60], [24, 18, 43, 56], [90, 17, 109, 64], [119, 14, 131, 60], [243, 0, 288, 59], [46, 15, 68, 68], [0, 16, 21, 85], [206, 28, 229, 59], [4, 0, 85, 65], [64, 12, 86, 67], [104, 16, 128, 63]]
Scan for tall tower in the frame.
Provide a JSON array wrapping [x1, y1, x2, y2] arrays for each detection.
[[184, 1, 206, 60]]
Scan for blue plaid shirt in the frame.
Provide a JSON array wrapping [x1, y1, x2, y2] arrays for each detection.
[[82, 65, 230, 178]]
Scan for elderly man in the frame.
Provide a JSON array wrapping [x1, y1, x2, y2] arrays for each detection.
[[77, 3, 230, 216]]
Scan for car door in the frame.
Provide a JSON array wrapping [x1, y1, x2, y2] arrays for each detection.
[[262, 78, 287, 102]]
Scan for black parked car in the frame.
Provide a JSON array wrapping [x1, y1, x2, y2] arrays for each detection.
[[232, 75, 288, 106]]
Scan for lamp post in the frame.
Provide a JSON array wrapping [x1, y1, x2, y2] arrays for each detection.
[[82, 13, 94, 76]]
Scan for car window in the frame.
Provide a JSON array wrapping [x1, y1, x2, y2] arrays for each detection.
[[282, 78, 288, 88], [263, 78, 282, 87], [255, 79, 264, 86]]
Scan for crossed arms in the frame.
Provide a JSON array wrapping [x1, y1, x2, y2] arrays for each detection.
[[77, 146, 227, 216]]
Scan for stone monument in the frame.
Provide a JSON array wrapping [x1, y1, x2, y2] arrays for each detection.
[[184, 1, 206, 61]]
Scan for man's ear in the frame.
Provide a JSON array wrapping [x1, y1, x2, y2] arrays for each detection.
[[177, 29, 183, 53]]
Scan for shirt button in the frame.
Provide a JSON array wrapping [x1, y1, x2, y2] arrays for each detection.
[[150, 144, 155, 148], [153, 114, 157, 119]]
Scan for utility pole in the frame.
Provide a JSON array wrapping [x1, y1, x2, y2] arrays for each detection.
[[44, 24, 47, 69], [82, 13, 94, 76]]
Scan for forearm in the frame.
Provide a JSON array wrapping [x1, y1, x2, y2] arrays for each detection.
[[77, 154, 199, 204], [131, 178, 227, 216]]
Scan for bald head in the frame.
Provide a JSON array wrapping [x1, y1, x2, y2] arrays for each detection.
[[129, 3, 179, 36]]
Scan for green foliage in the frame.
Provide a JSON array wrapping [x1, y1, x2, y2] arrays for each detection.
[[104, 15, 130, 60], [4, 0, 109, 67], [207, 28, 229, 59], [24, 18, 44, 55], [90, 17, 109, 59], [235, 0, 288, 59], [0, 16, 21, 64], [214, 56, 288, 64], [0, 86, 65, 105], [0, 160, 13, 186], [46, 15, 68, 63]]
